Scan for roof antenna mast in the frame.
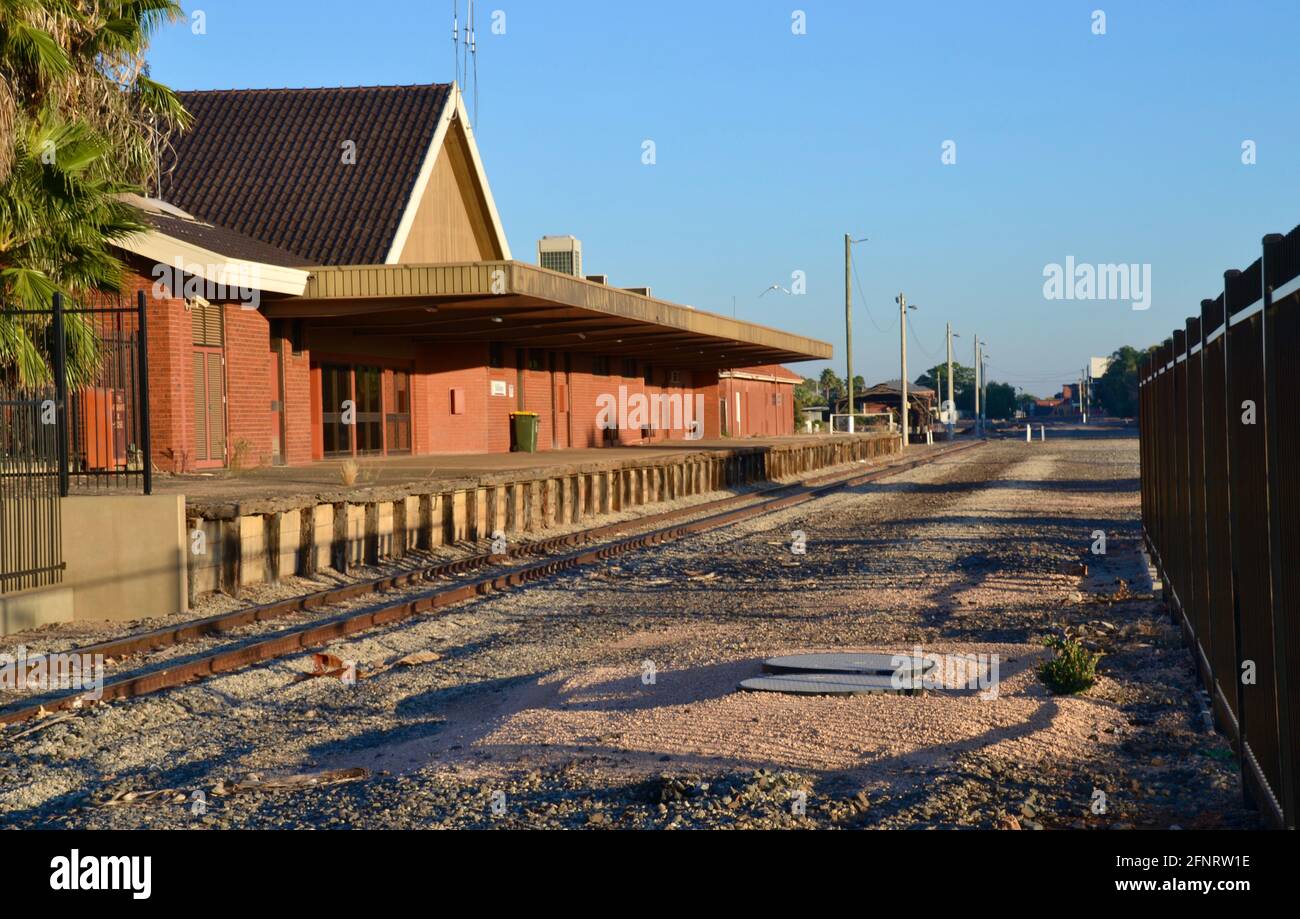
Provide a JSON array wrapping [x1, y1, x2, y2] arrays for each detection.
[[469, 0, 478, 126], [452, 1, 460, 84]]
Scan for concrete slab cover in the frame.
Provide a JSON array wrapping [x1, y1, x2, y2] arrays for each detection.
[[738, 673, 921, 696], [762, 652, 935, 677]]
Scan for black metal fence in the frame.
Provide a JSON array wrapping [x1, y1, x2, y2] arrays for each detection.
[[1139, 224, 1300, 829], [0, 383, 63, 593], [0, 291, 151, 596]]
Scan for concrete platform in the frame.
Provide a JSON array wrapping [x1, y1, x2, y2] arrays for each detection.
[[174, 433, 909, 600], [159, 434, 894, 514]]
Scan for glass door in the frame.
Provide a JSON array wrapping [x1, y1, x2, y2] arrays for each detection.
[[320, 363, 352, 456], [385, 370, 411, 454], [355, 365, 383, 454]]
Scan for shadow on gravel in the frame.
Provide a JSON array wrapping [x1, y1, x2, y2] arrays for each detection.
[[846, 478, 1141, 495], [6, 732, 260, 827], [880, 514, 1141, 532]]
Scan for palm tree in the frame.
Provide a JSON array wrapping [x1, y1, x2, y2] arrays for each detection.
[[818, 367, 842, 404], [1, 0, 190, 386]]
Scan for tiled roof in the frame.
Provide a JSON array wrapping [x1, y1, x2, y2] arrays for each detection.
[[140, 211, 317, 268], [867, 379, 937, 396], [160, 84, 453, 266]]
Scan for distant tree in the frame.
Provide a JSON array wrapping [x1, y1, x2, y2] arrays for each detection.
[[794, 377, 821, 415], [1095, 346, 1147, 418], [0, 1, 191, 385], [985, 381, 1018, 420], [818, 367, 847, 409], [1016, 391, 1040, 416], [916, 362, 976, 413]]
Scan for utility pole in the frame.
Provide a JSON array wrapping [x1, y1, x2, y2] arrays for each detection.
[[973, 334, 981, 436], [897, 292, 909, 447], [842, 235, 868, 432], [945, 322, 955, 439], [844, 234, 852, 432], [982, 349, 990, 429]]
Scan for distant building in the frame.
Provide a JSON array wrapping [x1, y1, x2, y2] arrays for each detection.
[[856, 380, 937, 434], [538, 235, 583, 277]]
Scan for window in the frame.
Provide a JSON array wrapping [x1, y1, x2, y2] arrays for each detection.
[[528, 350, 544, 372], [644, 364, 654, 386], [622, 358, 638, 379], [190, 299, 223, 347], [190, 300, 225, 467], [489, 342, 505, 369], [592, 356, 611, 376]]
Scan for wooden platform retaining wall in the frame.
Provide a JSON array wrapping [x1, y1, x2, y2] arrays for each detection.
[[186, 434, 901, 601]]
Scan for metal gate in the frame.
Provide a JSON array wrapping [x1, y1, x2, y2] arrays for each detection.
[[0, 291, 152, 597], [0, 384, 63, 593]]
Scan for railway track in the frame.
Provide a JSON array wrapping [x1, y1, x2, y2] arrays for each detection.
[[0, 439, 982, 727]]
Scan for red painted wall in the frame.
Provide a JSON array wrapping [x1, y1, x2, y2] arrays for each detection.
[[720, 374, 796, 437]]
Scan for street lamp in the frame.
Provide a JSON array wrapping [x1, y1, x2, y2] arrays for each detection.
[[895, 294, 917, 446], [944, 328, 961, 438], [981, 351, 992, 429]]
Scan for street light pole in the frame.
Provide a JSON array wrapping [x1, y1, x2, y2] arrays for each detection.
[[843, 234, 867, 432], [945, 322, 955, 439], [897, 292, 909, 447], [844, 234, 852, 432], [973, 334, 980, 436], [977, 350, 987, 428]]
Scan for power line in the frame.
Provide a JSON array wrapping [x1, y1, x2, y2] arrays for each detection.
[[849, 249, 895, 334], [904, 311, 942, 363]]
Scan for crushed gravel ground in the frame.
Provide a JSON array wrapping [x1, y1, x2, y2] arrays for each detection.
[[0, 449, 913, 709], [0, 428, 1259, 829]]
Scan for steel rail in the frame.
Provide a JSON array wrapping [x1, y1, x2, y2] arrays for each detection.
[[0, 441, 982, 727]]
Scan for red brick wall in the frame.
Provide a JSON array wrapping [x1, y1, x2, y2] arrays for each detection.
[[416, 341, 493, 455], [132, 269, 193, 473], [281, 337, 313, 466], [125, 254, 744, 468], [224, 305, 273, 467], [563, 359, 717, 447], [121, 259, 285, 472]]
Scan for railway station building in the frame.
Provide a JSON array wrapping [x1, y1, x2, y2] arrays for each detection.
[[112, 83, 829, 472]]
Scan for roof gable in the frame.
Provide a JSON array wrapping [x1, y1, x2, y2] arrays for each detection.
[[161, 84, 457, 265], [388, 90, 511, 263]]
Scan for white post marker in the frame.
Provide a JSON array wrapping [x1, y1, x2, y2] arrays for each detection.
[[1026, 424, 1031, 442], [1039, 425, 1046, 441]]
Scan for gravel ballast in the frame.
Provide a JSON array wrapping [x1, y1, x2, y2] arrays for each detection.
[[0, 431, 1257, 829]]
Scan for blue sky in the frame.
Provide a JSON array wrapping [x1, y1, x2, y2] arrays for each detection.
[[146, 1, 1300, 395]]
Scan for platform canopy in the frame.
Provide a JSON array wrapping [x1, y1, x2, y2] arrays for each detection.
[[262, 261, 832, 370]]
